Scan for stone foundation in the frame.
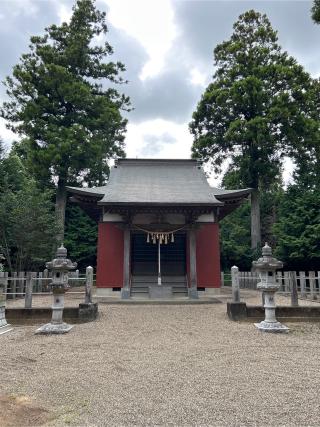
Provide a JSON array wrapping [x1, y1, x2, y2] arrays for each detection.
[[96, 288, 120, 297], [204, 288, 220, 296], [227, 302, 320, 322], [6, 303, 98, 324]]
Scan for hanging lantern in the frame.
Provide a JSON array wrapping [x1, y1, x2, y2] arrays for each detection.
[[171, 233, 174, 243], [147, 233, 150, 243]]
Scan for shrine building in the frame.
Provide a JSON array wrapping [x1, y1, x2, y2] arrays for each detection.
[[67, 159, 251, 299]]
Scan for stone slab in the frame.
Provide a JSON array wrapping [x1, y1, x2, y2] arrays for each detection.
[[35, 322, 74, 335], [92, 297, 222, 304], [149, 286, 172, 299], [204, 288, 220, 296], [0, 324, 13, 335]]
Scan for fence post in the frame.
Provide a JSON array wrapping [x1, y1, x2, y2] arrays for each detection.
[[18, 271, 25, 298], [38, 271, 43, 293], [220, 272, 224, 287], [290, 271, 299, 307], [85, 266, 93, 304], [299, 271, 306, 298], [75, 269, 79, 286], [11, 272, 17, 299], [43, 269, 49, 292], [284, 272, 290, 293], [25, 272, 33, 308], [276, 271, 283, 292], [231, 266, 240, 303], [309, 271, 316, 300]]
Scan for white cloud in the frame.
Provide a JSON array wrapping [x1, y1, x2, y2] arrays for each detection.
[[123, 119, 223, 187], [57, 3, 73, 24], [125, 119, 192, 159], [9, 0, 38, 17], [0, 118, 16, 148], [106, 0, 177, 80], [189, 67, 208, 87], [282, 157, 295, 187]]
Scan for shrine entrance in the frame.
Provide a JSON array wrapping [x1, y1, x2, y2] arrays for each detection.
[[131, 232, 187, 277]]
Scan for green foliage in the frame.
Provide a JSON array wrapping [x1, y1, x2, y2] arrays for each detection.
[[312, 0, 320, 23], [190, 10, 313, 190], [221, 184, 320, 271], [273, 186, 320, 270], [220, 201, 253, 271], [1, 0, 129, 188], [190, 9, 316, 249], [64, 204, 97, 270], [0, 152, 57, 271], [0, 137, 4, 160], [290, 78, 320, 189], [220, 189, 283, 270]]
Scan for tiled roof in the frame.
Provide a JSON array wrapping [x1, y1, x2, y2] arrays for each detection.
[[67, 159, 251, 206]]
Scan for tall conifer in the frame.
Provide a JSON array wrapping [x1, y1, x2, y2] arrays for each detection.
[[190, 10, 314, 249], [1, 0, 130, 243]]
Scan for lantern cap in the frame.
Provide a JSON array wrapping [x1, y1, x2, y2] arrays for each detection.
[[46, 245, 77, 271], [252, 242, 283, 271], [56, 244, 68, 258], [262, 242, 272, 257]]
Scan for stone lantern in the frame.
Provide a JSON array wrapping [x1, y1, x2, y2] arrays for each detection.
[[252, 243, 289, 333], [36, 245, 77, 334], [0, 283, 12, 335]]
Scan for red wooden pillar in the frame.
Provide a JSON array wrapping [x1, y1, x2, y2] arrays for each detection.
[[196, 223, 221, 288], [96, 222, 124, 288]]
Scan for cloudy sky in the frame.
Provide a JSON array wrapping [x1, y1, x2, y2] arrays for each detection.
[[0, 0, 319, 184]]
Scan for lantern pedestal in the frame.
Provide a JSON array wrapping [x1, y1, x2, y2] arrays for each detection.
[[0, 307, 13, 335], [255, 320, 289, 332], [36, 290, 73, 334], [0, 287, 12, 335], [255, 290, 289, 332]]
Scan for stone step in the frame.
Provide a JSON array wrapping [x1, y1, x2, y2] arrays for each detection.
[[131, 283, 187, 288], [131, 275, 188, 296], [131, 286, 188, 294], [131, 276, 186, 283]]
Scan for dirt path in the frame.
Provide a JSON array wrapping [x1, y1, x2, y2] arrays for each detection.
[[1, 302, 320, 426]]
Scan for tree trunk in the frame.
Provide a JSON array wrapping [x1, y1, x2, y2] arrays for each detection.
[[55, 178, 67, 245], [250, 189, 261, 250]]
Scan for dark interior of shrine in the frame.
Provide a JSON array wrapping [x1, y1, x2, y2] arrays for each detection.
[[131, 232, 186, 276]]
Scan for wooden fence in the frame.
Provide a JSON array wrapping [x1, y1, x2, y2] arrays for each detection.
[[223, 270, 320, 299], [0, 269, 94, 308]]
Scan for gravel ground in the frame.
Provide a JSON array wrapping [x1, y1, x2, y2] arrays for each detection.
[[2, 295, 320, 426]]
